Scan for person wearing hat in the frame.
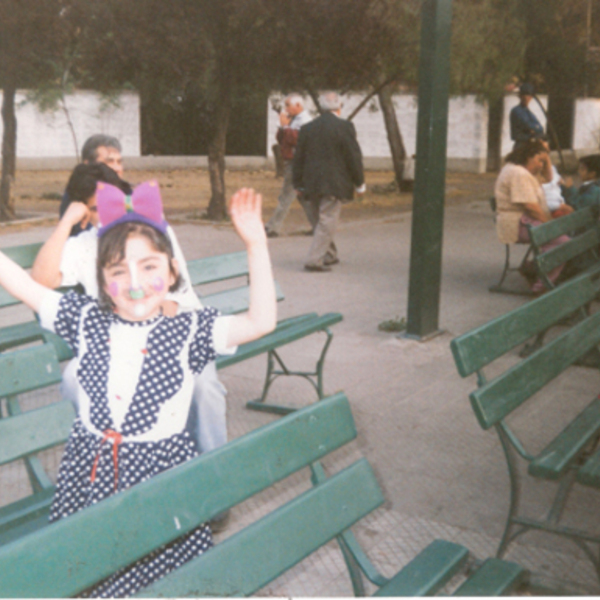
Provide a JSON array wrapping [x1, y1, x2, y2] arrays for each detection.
[[510, 82, 545, 149]]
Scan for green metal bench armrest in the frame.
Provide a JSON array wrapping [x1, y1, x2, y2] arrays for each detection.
[[374, 539, 468, 596], [453, 558, 527, 596]]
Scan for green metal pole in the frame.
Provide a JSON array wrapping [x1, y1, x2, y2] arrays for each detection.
[[404, 0, 453, 341]]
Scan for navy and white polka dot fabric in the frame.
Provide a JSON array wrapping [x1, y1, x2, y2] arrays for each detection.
[[49, 292, 219, 597]]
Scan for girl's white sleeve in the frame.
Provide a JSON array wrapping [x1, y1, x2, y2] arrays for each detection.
[[166, 226, 203, 311], [38, 289, 65, 332]]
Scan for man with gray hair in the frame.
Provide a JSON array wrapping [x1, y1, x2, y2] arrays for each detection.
[[293, 91, 365, 271], [59, 134, 124, 220], [265, 94, 312, 237]]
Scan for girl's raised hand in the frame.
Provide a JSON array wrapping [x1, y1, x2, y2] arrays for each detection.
[[229, 188, 266, 247]]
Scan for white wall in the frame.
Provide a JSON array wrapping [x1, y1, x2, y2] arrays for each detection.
[[267, 92, 489, 173], [573, 98, 600, 151], [0, 90, 140, 159]]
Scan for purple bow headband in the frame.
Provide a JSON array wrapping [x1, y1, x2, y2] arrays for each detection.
[[96, 180, 168, 236]]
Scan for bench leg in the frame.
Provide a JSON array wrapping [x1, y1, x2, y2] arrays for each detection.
[[496, 424, 600, 586], [496, 424, 526, 559], [489, 244, 535, 296], [246, 328, 335, 415], [310, 461, 389, 594]]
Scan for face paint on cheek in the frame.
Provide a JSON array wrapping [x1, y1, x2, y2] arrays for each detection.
[[108, 282, 119, 298], [152, 276, 165, 292]]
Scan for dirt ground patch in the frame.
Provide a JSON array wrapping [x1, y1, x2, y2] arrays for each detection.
[[8, 167, 497, 233]]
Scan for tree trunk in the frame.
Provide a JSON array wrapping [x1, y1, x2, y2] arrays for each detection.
[[0, 83, 17, 221], [377, 84, 408, 190], [205, 96, 231, 221], [486, 96, 504, 172]]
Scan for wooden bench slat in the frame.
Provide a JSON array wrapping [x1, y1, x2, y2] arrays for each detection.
[[0, 513, 53, 550], [0, 401, 74, 466], [0, 487, 55, 534], [0, 394, 356, 597], [1, 242, 43, 269], [0, 344, 63, 399], [373, 539, 468, 597], [201, 281, 285, 315], [186, 251, 248, 286], [453, 558, 527, 596], [138, 459, 384, 598], [535, 227, 600, 273], [217, 312, 343, 369], [528, 398, 600, 479], [528, 207, 597, 247], [451, 272, 598, 377], [470, 310, 600, 429]]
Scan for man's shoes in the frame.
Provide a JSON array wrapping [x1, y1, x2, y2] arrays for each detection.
[[304, 264, 332, 272], [265, 229, 279, 238], [209, 510, 231, 533], [324, 257, 340, 266]]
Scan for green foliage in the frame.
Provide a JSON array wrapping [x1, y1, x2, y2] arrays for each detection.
[[450, 0, 527, 100]]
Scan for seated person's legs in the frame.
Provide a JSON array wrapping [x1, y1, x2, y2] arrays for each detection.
[[186, 361, 227, 454]]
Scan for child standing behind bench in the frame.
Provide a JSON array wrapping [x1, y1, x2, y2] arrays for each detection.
[[0, 184, 276, 597], [564, 153, 600, 212]]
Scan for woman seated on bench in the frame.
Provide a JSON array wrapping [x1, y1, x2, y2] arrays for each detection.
[[494, 138, 572, 293]]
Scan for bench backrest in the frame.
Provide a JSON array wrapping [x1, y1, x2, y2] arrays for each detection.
[[188, 250, 285, 315], [0, 344, 70, 466], [451, 271, 600, 429], [528, 206, 597, 247], [0, 242, 44, 308], [186, 251, 249, 286], [0, 342, 62, 399], [0, 393, 383, 598], [528, 207, 600, 276]]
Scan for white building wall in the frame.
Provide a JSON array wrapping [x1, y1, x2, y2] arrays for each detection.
[[573, 98, 600, 151], [267, 92, 489, 173], [0, 90, 140, 160]]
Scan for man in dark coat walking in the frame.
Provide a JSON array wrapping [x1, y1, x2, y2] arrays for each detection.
[[293, 91, 365, 271]]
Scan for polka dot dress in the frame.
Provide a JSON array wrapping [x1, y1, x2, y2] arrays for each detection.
[[49, 293, 219, 597]]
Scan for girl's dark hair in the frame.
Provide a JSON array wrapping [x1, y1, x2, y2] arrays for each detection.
[[96, 222, 182, 312], [505, 138, 547, 166], [579, 154, 600, 178], [63, 163, 132, 210]]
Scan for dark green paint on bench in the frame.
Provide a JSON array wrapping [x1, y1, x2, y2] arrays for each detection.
[[373, 539, 467, 596], [451, 269, 600, 581], [453, 558, 527, 596]]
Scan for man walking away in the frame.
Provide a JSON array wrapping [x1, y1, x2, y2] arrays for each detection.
[[293, 91, 365, 272]]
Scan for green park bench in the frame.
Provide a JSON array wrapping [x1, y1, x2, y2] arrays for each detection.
[[170, 250, 343, 414], [527, 205, 600, 291], [0, 343, 74, 547], [0, 391, 528, 597], [451, 270, 600, 583], [0, 245, 343, 415]]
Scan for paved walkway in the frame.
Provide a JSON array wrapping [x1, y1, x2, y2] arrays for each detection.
[[1, 194, 599, 595]]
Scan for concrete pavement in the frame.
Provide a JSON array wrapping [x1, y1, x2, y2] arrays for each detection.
[[0, 194, 599, 595]]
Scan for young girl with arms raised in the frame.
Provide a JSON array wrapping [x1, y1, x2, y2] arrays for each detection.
[[0, 184, 275, 597]]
